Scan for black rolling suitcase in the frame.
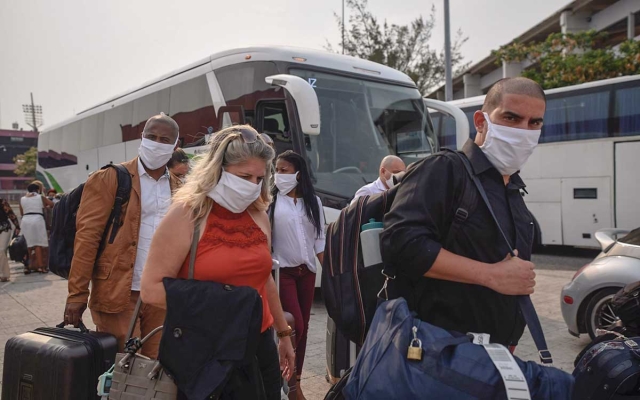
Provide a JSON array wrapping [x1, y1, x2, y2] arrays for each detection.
[[326, 317, 356, 385], [2, 322, 117, 400]]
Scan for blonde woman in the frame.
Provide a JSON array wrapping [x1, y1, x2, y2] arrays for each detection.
[[141, 125, 295, 399]]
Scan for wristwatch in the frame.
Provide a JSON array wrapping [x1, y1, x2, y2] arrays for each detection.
[[277, 326, 293, 338]]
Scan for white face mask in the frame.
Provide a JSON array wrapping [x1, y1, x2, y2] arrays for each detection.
[[275, 173, 298, 195], [480, 112, 541, 176], [208, 170, 262, 213], [138, 136, 178, 170], [382, 170, 399, 189]]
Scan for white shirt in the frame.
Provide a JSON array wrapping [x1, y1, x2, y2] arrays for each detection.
[[272, 193, 326, 273], [350, 177, 387, 206], [131, 159, 172, 291]]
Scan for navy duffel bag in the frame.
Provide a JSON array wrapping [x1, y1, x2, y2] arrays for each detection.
[[343, 298, 574, 400]]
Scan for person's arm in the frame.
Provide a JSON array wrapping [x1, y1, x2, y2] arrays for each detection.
[[41, 195, 54, 208], [3, 200, 20, 232], [140, 204, 193, 308], [251, 209, 296, 379], [381, 155, 535, 296], [19, 203, 23, 217], [314, 196, 326, 266], [64, 169, 117, 326]]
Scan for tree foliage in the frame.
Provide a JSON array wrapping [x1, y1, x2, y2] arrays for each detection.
[[493, 30, 640, 90], [326, 0, 469, 94], [14, 147, 37, 177]]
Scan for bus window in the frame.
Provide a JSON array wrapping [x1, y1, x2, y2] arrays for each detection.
[[103, 103, 134, 147], [257, 100, 293, 155], [131, 89, 171, 141], [439, 114, 457, 149], [614, 86, 640, 137], [463, 108, 480, 140], [542, 91, 610, 143], [290, 69, 435, 198], [169, 75, 217, 146], [215, 61, 284, 124]]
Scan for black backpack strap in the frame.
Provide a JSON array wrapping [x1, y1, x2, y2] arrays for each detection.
[[451, 151, 553, 365], [440, 149, 478, 249], [96, 164, 132, 259]]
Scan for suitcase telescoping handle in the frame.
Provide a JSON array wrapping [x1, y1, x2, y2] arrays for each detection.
[[56, 321, 89, 333]]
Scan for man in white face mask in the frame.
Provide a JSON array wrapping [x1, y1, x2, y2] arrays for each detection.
[[64, 113, 182, 358], [381, 77, 546, 351], [351, 155, 405, 205]]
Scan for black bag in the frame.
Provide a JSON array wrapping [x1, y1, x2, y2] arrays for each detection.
[[160, 221, 265, 400], [2, 322, 117, 400], [324, 366, 352, 400], [573, 335, 640, 400], [9, 233, 27, 263], [321, 151, 478, 346], [325, 316, 353, 384], [611, 281, 640, 331], [48, 164, 131, 279]]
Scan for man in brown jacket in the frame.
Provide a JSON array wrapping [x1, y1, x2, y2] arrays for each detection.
[[64, 113, 181, 358]]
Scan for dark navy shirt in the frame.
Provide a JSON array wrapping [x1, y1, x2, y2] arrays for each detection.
[[381, 139, 535, 346]]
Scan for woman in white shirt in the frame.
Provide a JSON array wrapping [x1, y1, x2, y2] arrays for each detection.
[[20, 183, 54, 273], [270, 150, 325, 400]]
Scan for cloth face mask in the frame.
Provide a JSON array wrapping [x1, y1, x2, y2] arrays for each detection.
[[138, 136, 178, 170], [275, 173, 299, 195], [480, 112, 541, 176], [208, 170, 262, 213]]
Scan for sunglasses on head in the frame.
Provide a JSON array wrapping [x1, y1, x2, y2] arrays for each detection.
[[233, 127, 260, 144]]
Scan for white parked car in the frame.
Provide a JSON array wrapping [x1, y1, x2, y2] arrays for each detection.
[[560, 228, 640, 339]]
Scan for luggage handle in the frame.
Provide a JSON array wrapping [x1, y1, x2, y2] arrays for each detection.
[[56, 321, 89, 334]]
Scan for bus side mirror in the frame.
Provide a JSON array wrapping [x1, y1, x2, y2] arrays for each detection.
[[265, 74, 321, 136]]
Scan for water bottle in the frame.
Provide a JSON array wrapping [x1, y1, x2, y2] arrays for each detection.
[[361, 218, 384, 268]]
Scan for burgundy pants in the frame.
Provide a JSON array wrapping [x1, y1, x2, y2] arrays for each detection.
[[279, 264, 316, 375]]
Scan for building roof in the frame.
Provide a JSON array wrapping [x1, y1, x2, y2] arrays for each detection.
[[426, 0, 625, 98], [0, 129, 38, 138]]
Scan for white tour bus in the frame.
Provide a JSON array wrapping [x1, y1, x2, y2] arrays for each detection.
[[37, 46, 468, 286], [430, 74, 640, 249]]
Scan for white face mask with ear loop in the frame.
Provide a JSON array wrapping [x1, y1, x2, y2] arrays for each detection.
[[479, 112, 541, 176], [138, 135, 178, 170], [275, 172, 299, 195], [208, 170, 262, 213]]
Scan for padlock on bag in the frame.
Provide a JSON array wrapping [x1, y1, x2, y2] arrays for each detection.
[[407, 326, 423, 361]]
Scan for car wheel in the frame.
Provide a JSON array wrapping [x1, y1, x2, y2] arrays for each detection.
[[585, 287, 621, 340]]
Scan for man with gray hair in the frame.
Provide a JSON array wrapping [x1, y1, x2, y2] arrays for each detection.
[[64, 113, 182, 358], [351, 155, 406, 204]]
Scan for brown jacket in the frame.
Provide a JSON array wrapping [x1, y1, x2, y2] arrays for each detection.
[[67, 158, 181, 313]]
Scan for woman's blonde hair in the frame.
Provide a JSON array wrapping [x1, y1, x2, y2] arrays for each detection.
[[172, 125, 275, 221]]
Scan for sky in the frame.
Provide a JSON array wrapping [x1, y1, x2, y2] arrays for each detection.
[[0, 0, 565, 131]]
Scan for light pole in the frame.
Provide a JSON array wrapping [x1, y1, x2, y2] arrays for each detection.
[[22, 93, 43, 133], [342, 0, 345, 54], [444, 0, 453, 101]]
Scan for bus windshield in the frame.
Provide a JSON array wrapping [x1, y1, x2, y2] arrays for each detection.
[[290, 69, 437, 199]]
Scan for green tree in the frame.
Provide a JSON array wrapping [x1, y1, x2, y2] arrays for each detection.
[[326, 0, 469, 94], [493, 30, 640, 90], [14, 147, 37, 177]]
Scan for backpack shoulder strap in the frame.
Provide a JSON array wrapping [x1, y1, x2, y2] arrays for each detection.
[[103, 164, 132, 244], [94, 164, 133, 262], [440, 149, 478, 249]]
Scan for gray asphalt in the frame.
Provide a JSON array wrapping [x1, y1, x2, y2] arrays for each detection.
[[533, 246, 600, 271]]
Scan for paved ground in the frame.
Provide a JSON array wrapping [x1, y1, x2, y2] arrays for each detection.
[[0, 249, 595, 399]]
